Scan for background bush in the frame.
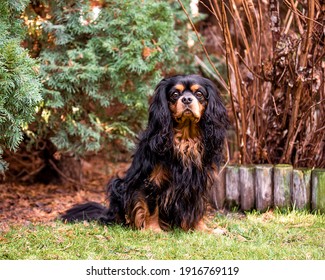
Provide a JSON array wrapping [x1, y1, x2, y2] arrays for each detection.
[[2, 0, 199, 182], [0, 0, 42, 173]]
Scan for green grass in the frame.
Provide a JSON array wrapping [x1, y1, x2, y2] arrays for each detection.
[[1, 210, 324, 260]]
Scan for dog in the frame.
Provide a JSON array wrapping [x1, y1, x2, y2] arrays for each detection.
[[61, 74, 229, 232]]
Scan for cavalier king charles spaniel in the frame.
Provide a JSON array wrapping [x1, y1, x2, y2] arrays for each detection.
[[61, 74, 229, 232]]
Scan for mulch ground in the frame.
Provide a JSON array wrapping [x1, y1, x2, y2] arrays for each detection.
[[0, 157, 130, 232]]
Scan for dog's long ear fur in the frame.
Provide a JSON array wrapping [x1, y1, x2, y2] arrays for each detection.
[[121, 79, 173, 186], [200, 78, 229, 166], [145, 78, 173, 155]]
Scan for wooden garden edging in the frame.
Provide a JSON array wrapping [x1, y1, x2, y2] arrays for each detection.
[[219, 165, 325, 213]]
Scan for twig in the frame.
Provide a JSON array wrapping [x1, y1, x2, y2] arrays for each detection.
[[271, 95, 280, 116], [281, 0, 315, 163], [207, 0, 241, 164], [227, 0, 252, 64], [287, 0, 304, 35], [315, 126, 325, 134], [242, 0, 258, 55], [219, 0, 247, 163], [218, 138, 230, 176], [20, 164, 46, 182], [194, 56, 227, 90], [235, 51, 264, 80], [284, 0, 322, 26], [49, 159, 83, 187], [177, 0, 227, 91], [269, 0, 281, 51]]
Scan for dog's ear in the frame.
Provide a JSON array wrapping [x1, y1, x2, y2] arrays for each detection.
[[145, 78, 173, 155], [201, 78, 229, 165]]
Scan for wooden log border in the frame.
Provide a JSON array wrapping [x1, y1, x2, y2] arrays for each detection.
[[216, 165, 325, 213]]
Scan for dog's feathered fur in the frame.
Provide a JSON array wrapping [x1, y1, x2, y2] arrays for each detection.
[[61, 75, 229, 231]]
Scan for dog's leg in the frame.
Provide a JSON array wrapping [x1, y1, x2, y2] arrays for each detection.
[[145, 206, 162, 233], [132, 200, 162, 233], [132, 200, 147, 229], [195, 218, 227, 235], [194, 218, 210, 232]]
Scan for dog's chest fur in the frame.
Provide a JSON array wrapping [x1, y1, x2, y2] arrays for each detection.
[[173, 123, 203, 169]]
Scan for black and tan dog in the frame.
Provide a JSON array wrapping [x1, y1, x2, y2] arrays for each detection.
[[61, 74, 229, 232]]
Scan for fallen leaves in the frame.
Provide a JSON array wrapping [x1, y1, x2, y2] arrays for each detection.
[[0, 159, 129, 229]]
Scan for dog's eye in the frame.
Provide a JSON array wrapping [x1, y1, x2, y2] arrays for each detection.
[[196, 91, 204, 99], [171, 92, 180, 99]]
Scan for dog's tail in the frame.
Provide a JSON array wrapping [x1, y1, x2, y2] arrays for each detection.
[[60, 202, 115, 223], [61, 179, 126, 224], [60, 201, 127, 225], [61, 178, 126, 224]]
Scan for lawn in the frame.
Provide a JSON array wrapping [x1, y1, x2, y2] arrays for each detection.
[[1, 210, 324, 260]]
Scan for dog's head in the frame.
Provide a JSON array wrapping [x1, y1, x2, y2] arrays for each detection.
[[146, 74, 229, 164], [166, 77, 208, 124]]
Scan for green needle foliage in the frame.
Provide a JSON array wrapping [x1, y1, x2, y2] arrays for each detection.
[[0, 0, 42, 173], [0, 0, 198, 181]]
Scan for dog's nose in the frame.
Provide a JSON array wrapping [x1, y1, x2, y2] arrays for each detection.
[[181, 96, 193, 105]]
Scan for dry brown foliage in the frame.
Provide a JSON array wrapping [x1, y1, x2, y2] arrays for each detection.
[[180, 0, 324, 167]]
